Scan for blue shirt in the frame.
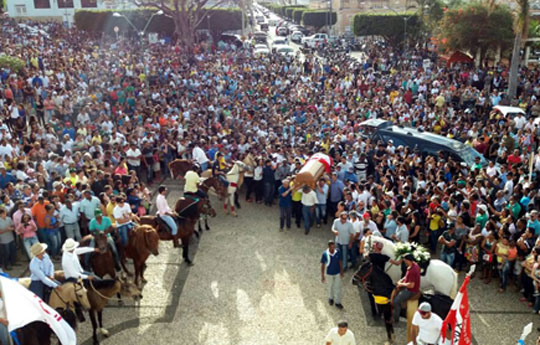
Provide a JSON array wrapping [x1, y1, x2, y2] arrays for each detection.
[[29, 253, 58, 288], [329, 179, 345, 203], [321, 249, 342, 275], [0, 172, 16, 189], [384, 218, 397, 237], [278, 185, 292, 208], [528, 219, 540, 236]]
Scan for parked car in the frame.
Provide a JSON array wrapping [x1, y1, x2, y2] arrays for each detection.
[[301, 33, 328, 48], [271, 38, 288, 52], [256, 16, 265, 24], [253, 31, 268, 44], [275, 45, 295, 57], [490, 105, 526, 120], [254, 44, 270, 56], [276, 26, 288, 36], [219, 33, 243, 48], [260, 23, 269, 32], [290, 31, 304, 43], [358, 119, 488, 167]]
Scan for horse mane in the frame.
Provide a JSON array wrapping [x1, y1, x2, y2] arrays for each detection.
[[90, 279, 117, 290], [369, 264, 395, 298]]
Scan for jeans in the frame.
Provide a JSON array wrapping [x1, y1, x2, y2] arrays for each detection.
[[117, 223, 133, 246], [279, 206, 292, 229], [64, 223, 82, 241], [393, 289, 415, 322], [244, 177, 254, 200], [326, 274, 342, 304], [0, 323, 8, 345], [440, 251, 456, 267], [0, 240, 16, 268], [292, 201, 302, 227], [302, 205, 314, 233], [160, 215, 178, 235], [200, 161, 209, 172], [45, 229, 61, 257], [263, 182, 274, 206], [499, 260, 513, 290], [127, 164, 141, 180], [429, 229, 442, 253], [22, 236, 39, 260], [36, 227, 47, 243], [315, 203, 327, 225], [338, 244, 349, 271], [349, 241, 359, 267], [254, 180, 263, 202]]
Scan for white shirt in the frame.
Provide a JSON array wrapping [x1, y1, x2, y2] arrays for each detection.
[[301, 190, 318, 206], [113, 204, 133, 225], [324, 327, 356, 345], [62, 247, 95, 280], [192, 146, 209, 164], [156, 194, 172, 216], [126, 148, 141, 167], [0, 298, 5, 319], [412, 311, 443, 344], [185, 171, 201, 193], [59, 204, 80, 224], [360, 220, 380, 236]]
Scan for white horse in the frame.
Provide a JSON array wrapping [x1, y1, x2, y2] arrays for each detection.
[[224, 161, 246, 217], [363, 235, 458, 299]]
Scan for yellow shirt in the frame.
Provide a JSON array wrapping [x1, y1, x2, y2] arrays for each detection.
[[290, 181, 302, 202], [429, 214, 441, 231], [106, 202, 116, 225], [185, 171, 200, 193]]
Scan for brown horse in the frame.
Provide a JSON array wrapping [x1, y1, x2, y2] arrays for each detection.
[[140, 215, 199, 265], [123, 225, 160, 286], [80, 232, 117, 279], [199, 175, 228, 200], [168, 159, 196, 179], [86, 275, 142, 345]]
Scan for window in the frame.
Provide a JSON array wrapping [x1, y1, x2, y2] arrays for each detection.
[[81, 0, 98, 7], [33, 0, 51, 9], [15, 5, 27, 15], [58, 0, 74, 8]]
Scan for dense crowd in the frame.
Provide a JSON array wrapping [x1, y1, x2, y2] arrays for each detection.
[[0, 16, 539, 322]]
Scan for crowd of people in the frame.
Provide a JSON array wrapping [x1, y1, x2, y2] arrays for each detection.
[[0, 14, 539, 327]]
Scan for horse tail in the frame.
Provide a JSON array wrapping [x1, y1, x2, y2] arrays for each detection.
[[449, 269, 458, 299]]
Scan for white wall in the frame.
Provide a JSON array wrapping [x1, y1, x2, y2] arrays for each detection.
[[6, 0, 115, 24]]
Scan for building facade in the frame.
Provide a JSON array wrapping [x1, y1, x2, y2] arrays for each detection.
[[6, 0, 131, 24]]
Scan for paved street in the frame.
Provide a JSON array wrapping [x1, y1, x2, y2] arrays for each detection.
[[52, 181, 534, 345]]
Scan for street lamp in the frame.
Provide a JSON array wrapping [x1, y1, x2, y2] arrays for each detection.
[[141, 9, 164, 36], [112, 12, 140, 35]]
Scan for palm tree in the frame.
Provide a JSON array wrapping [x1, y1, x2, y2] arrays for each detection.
[[507, 0, 530, 100]]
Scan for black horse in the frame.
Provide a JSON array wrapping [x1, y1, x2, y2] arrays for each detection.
[[352, 261, 454, 344]]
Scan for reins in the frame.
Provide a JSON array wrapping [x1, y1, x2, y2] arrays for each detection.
[[89, 279, 124, 302]]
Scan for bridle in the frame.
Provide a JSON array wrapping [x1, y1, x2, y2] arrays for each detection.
[[354, 264, 374, 294], [53, 281, 86, 311]]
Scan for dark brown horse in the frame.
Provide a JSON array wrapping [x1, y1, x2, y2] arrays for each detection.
[[199, 175, 228, 201], [123, 225, 160, 286], [80, 232, 117, 279], [17, 309, 77, 345], [168, 159, 196, 179]]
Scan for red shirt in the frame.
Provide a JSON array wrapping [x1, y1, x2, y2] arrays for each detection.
[[404, 262, 421, 293], [507, 154, 521, 168]]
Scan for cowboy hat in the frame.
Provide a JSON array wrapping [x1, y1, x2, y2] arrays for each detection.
[[30, 243, 48, 257], [62, 238, 79, 252]]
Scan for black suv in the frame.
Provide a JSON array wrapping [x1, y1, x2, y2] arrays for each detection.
[[358, 119, 488, 167]]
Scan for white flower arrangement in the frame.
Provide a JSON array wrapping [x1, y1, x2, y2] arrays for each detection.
[[394, 242, 431, 265]]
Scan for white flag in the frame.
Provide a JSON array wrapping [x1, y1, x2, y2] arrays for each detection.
[[0, 276, 76, 345]]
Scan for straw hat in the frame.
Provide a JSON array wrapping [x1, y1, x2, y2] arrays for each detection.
[[30, 243, 48, 257], [62, 238, 79, 252]]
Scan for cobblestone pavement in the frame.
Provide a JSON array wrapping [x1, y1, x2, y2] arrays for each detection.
[[9, 180, 536, 345]]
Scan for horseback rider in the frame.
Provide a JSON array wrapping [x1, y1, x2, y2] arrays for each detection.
[[87, 209, 122, 271], [61, 238, 99, 284], [212, 151, 230, 188], [156, 186, 178, 235], [28, 242, 61, 301], [184, 169, 208, 199], [392, 253, 421, 324]]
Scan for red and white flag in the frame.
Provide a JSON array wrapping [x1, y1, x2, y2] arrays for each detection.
[[440, 275, 472, 345], [0, 276, 76, 345]]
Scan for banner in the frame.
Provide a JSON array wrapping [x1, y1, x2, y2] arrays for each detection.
[[0, 276, 76, 345], [440, 275, 472, 345]]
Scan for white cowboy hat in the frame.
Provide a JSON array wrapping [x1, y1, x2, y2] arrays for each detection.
[[62, 238, 80, 252], [30, 243, 48, 257]]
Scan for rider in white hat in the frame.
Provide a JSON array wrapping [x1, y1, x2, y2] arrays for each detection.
[[61, 238, 98, 282]]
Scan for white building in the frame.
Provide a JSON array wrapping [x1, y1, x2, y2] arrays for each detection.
[[6, 0, 133, 25]]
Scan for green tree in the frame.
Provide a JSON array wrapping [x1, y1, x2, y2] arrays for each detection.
[[437, 3, 514, 63], [301, 10, 336, 29]]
